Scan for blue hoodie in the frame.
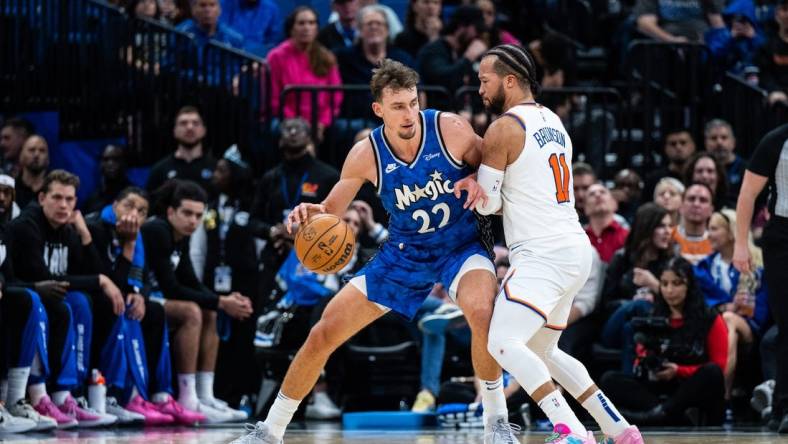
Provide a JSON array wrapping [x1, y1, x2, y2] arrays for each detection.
[[705, 0, 766, 74], [694, 251, 770, 336]]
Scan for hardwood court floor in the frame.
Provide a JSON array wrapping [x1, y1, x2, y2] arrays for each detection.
[[3, 426, 788, 443]]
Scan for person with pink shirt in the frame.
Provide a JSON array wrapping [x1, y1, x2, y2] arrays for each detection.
[[267, 6, 343, 143]]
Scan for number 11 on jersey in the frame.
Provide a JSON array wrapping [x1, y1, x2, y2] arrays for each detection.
[[548, 153, 570, 203]]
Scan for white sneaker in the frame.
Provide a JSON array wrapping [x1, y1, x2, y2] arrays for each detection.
[[305, 392, 341, 419], [0, 403, 37, 434], [230, 421, 282, 444], [105, 397, 145, 425], [194, 400, 234, 424], [73, 397, 118, 427], [6, 399, 57, 432], [200, 397, 248, 421], [751, 379, 775, 414]]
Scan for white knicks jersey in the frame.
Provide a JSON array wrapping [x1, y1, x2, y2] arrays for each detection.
[[499, 103, 585, 249]]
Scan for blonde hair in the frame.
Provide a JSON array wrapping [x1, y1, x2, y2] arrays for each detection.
[[653, 177, 685, 201], [710, 208, 763, 268]]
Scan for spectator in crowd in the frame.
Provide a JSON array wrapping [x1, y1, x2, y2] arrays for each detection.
[[416, 5, 487, 111], [142, 180, 252, 423], [193, 147, 260, 409], [585, 183, 629, 264], [529, 32, 577, 88], [220, 0, 281, 57], [601, 257, 728, 426], [159, 0, 186, 24], [411, 283, 469, 413], [673, 183, 714, 264], [612, 169, 644, 225], [146, 106, 216, 195], [684, 152, 729, 210], [0, 173, 58, 432], [634, 0, 724, 42], [705, 119, 745, 206], [176, 0, 243, 49], [335, 5, 414, 119], [694, 209, 769, 417], [475, 0, 520, 46], [86, 187, 204, 425], [250, 118, 339, 268], [0, 117, 34, 177], [128, 0, 160, 18], [318, 0, 360, 51], [395, 0, 442, 57], [83, 144, 132, 215], [654, 177, 686, 227], [268, 6, 343, 142], [643, 129, 697, 204], [331, 0, 403, 39], [601, 204, 672, 364], [705, 0, 765, 75], [755, 0, 788, 107], [14, 135, 49, 209], [8, 170, 123, 428], [572, 162, 596, 225]]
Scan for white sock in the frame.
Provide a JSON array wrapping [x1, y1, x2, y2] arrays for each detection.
[[538, 390, 587, 436], [5, 367, 30, 405], [197, 371, 215, 401], [480, 376, 508, 425], [582, 389, 629, 437], [153, 392, 171, 404], [263, 391, 301, 439], [130, 385, 140, 400], [177, 374, 198, 410], [0, 379, 7, 403], [52, 390, 70, 406], [28, 383, 47, 405]]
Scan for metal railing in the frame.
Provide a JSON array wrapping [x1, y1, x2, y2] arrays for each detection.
[[454, 85, 623, 176], [0, 0, 268, 166], [624, 40, 713, 166], [279, 84, 451, 167]]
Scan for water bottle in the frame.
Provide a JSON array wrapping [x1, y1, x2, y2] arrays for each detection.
[[88, 369, 107, 413], [736, 272, 757, 318]]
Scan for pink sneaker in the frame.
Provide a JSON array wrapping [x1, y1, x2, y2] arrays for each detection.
[[154, 395, 206, 426], [33, 395, 78, 429], [59, 394, 117, 428], [601, 425, 645, 444], [545, 424, 596, 443], [126, 395, 175, 426]]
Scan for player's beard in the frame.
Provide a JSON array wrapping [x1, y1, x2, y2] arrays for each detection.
[[486, 84, 506, 115], [397, 126, 417, 140]]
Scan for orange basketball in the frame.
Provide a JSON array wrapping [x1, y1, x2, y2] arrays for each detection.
[[294, 213, 356, 275]]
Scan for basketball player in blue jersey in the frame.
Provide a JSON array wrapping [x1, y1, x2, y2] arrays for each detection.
[[471, 44, 644, 444], [231, 59, 518, 444]]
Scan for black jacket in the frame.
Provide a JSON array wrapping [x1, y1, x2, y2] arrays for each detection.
[[86, 214, 139, 295], [250, 154, 339, 240], [141, 217, 218, 309], [146, 153, 216, 195], [7, 204, 101, 291]]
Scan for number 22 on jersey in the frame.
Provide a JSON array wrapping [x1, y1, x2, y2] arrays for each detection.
[[548, 153, 571, 203]]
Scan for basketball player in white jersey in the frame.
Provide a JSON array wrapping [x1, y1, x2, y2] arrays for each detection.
[[470, 45, 645, 444]]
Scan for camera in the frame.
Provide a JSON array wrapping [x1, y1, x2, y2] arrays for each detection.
[[630, 316, 671, 380]]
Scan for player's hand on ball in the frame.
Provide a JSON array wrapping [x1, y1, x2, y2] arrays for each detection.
[[287, 203, 327, 234], [454, 175, 488, 210]]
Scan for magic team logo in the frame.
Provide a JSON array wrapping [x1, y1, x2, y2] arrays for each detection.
[[393, 170, 454, 210]]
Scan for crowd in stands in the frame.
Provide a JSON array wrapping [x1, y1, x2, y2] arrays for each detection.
[[2, 0, 788, 436]]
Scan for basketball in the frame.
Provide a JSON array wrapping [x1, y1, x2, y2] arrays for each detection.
[[294, 213, 356, 275]]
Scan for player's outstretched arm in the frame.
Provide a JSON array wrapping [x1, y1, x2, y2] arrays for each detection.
[[474, 115, 525, 215], [287, 139, 376, 233]]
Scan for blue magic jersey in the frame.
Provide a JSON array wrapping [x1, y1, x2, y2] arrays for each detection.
[[356, 109, 489, 319], [369, 109, 479, 255]]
